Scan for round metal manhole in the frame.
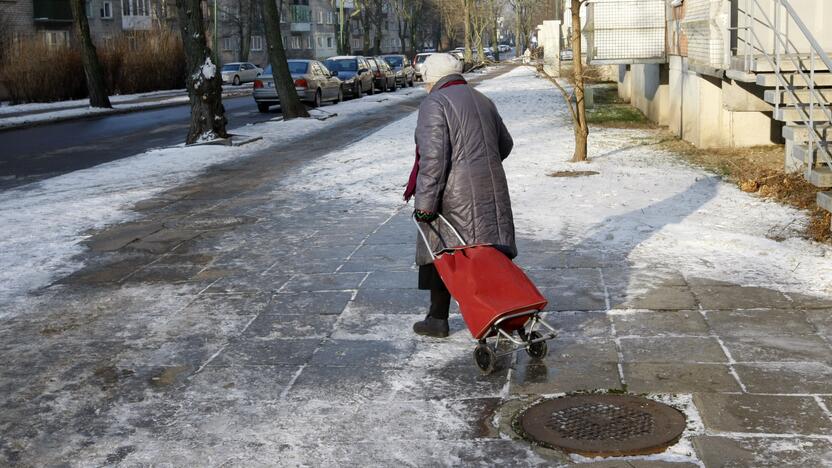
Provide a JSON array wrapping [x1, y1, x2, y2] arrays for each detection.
[[516, 394, 686, 457], [164, 215, 256, 231]]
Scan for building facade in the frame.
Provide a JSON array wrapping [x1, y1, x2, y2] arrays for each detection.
[[2, 0, 405, 67]]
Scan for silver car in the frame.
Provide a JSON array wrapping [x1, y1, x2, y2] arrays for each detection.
[[253, 60, 343, 112], [413, 53, 435, 81], [221, 62, 263, 85]]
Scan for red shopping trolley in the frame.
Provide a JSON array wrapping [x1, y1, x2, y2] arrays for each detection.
[[414, 214, 558, 374]]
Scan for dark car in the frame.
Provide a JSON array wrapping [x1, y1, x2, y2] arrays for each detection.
[[367, 57, 397, 92], [323, 55, 375, 98], [253, 60, 342, 112], [381, 54, 415, 87]]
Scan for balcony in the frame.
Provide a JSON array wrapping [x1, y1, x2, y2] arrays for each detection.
[[33, 0, 73, 23], [290, 5, 311, 32]]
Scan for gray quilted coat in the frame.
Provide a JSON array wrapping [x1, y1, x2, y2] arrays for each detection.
[[414, 73, 516, 265]]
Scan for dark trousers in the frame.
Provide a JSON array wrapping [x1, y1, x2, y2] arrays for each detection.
[[418, 264, 451, 320]]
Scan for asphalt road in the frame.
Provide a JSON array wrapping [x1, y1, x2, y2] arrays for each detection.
[[0, 95, 278, 190]]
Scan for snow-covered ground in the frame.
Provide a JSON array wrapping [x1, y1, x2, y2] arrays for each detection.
[[0, 87, 425, 313], [0, 84, 252, 129], [287, 65, 832, 298]]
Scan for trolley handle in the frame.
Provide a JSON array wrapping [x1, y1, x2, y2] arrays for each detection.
[[412, 213, 466, 260]]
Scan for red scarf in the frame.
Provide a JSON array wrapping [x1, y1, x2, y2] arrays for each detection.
[[403, 79, 468, 202]]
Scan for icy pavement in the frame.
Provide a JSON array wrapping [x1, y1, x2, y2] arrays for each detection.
[[1, 65, 832, 466]]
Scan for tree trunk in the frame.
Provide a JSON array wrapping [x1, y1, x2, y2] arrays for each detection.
[[514, 8, 521, 57], [261, 0, 309, 119], [239, 0, 252, 62], [398, 18, 407, 54], [373, 3, 383, 55], [570, 0, 588, 162], [362, 8, 371, 54], [492, 16, 499, 61], [70, 0, 111, 108], [174, 0, 228, 144], [463, 0, 472, 64]]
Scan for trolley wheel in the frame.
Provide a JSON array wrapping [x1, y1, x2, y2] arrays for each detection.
[[473, 343, 496, 375], [525, 331, 548, 360]]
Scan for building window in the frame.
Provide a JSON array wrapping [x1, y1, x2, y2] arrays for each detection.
[[317, 36, 323, 47], [223, 37, 236, 51], [326, 12, 334, 24], [317, 9, 324, 24], [101, 0, 112, 18], [352, 38, 360, 50], [122, 0, 149, 16], [44, 31, 70, 49], [306, 35, 312, 49], [251, 35, 263, 51], [291, 36, 301, 49], [327, 36, 333, 48], [85, 0, 94, 17]]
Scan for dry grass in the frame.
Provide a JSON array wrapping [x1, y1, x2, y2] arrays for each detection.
[[655, 132, 831, 242], [548, 170, 600, 178], [0, 30, 186, 104]]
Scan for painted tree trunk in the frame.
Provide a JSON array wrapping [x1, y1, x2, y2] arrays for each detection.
[[261, 0, 309, 120], [174, 0, 228, 144], [70, 0, 111, 109], [570, 0, 588, 162]]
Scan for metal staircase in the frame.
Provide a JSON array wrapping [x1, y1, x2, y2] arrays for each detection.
[[732, 0, 832, 214]]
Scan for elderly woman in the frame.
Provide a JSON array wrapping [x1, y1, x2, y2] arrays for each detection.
[[404, 53, 515, 338]]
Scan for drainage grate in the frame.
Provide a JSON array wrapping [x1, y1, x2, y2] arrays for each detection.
[[517, 394, 686, 457]]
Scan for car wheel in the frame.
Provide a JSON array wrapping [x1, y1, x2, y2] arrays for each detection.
[[389, 79, 397, 92], [257, 102, 270, 113], [408, 77, 414, 87], [335, 87, 343, 104], [233, 75, 241, 86], [312, 89, 321, 108]]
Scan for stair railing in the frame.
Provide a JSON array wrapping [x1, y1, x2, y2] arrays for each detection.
[[735, 0, 832, 175]]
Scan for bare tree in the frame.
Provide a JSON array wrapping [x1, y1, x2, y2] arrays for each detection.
[[549, 0, 587, 162], [69, 0, 111, 108], [437, 0, 463, 50], [261, 0, 309, 119], [462, 0, 472, 63], [221, 0, 256, 62], [174, 0, 228, 143]]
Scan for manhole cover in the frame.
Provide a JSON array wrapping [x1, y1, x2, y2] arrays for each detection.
[[516, 394, 686, 457], [165, 216, 256, 231]]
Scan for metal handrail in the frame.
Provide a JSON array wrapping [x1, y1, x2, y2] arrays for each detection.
[[737, 0, 832, 174]]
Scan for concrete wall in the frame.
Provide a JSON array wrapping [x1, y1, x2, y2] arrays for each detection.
[[619, 55, 779, 148]]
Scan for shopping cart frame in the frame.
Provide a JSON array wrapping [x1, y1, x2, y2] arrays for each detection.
[[413, 213, 558, 374]]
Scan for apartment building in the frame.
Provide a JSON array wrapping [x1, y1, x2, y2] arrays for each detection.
[[2, 0, 172, 47], [579, 0, 832, 217]]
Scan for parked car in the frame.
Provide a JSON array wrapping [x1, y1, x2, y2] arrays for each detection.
[[367, 57, 397, 92], [323, 55, 375, 98], [413, 52, 435, 81], [381, 54, 415, 87], [253, 60, 342, 112], [221, 62, 262, 85], [560, 49, 574, 61], [498, 44, 511, 53]]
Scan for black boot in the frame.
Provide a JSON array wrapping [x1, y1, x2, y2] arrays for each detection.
[[413, 316, 449, 338]]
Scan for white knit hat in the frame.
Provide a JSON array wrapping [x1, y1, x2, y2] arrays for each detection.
[[423, 53, 464, 83]]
